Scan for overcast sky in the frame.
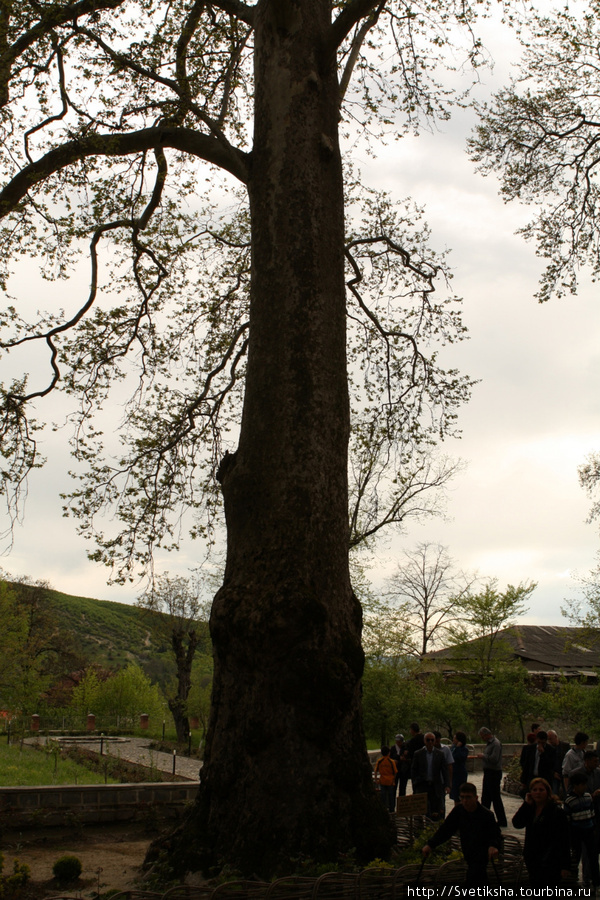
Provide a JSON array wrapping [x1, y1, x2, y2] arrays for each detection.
[[3, 8, 600, 627]]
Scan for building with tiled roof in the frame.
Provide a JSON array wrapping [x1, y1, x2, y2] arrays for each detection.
[[422, 625, 600, 683]]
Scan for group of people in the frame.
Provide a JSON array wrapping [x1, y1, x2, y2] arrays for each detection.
[[373, 723, 471, 819], [373, 722, 600, 890], [512, 725, 600, 890]]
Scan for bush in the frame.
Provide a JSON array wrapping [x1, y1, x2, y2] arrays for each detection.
[[0, 852, 30, 899], [52, 855, 82, 883]]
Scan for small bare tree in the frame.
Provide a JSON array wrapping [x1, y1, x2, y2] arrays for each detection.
[[385, 542, 477, 655]]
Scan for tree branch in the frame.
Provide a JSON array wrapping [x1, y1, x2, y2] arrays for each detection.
[[328, 0, 382, 54], [0, 125, 250, 220], [339, 0, 385, 103], [208, 0, 255, 27], [0, 0, 129, 107]]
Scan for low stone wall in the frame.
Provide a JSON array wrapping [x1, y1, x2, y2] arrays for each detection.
[[0, 781, 199, 828]]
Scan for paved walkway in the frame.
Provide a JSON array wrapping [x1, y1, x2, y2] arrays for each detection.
[[48, 735, 202, 781], [41, 737, 524, 837]]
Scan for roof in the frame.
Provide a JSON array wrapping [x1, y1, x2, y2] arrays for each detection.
[[423, 625, 600, 674]]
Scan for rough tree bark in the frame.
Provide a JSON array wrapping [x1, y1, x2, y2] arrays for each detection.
[[161, 0, 394, 877]]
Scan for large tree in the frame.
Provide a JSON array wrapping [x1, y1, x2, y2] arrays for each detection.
[[0, 0, 489, 877]]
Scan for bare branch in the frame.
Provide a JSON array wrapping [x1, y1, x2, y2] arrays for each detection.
[[2, 148, 169, 405]]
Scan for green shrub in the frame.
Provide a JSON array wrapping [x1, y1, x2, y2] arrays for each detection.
[[52, 855, 83, 883], [0, 852, 30, 899]]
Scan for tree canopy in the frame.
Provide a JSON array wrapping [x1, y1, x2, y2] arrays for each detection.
[[470, 2, 600, 303], [0, 0, 478, 578]]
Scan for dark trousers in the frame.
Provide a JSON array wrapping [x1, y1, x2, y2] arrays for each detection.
[[572, 826, 600, 886], [481, 769, 507, 827], [379, 784, 396, 813], [397, 771, 410, 797], [465, 862, 489, 887], [414, 781, 441, 819]]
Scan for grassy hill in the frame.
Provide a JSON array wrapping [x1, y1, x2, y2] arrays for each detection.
[[50, 589, 163, 668], [39, 586, 210, 689]]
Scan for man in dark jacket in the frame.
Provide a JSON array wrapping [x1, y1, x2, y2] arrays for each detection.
[[547, 729, 571, 798], [411, 732, 450, 819], [519, 731, 557, 793], [405, 722, 425, 760], [422, 782, 501, 886]]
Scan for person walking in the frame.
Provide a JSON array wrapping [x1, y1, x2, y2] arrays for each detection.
[[390, 733, 410, 797], [478, 726, 507, 827], [422, 782, 501, 886], [547, 729, 570, 798], [564, 771, 600, 889], [519, 730, 557, 793], [563, 732, 590, 793]]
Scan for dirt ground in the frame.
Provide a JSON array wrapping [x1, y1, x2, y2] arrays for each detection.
[[2, 821, 155, 899]]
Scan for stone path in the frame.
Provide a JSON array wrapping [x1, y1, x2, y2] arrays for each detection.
[[44, 735, 201, 781], [42, 737, 524, 837]]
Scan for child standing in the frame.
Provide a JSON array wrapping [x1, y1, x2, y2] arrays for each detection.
[[564, 771, 600, 888], [374, 746, 397, 813]]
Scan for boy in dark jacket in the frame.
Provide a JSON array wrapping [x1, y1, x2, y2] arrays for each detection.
[[564, 771, 600, 888]]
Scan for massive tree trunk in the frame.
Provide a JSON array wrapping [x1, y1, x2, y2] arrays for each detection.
[[161, 0, 394, 877]]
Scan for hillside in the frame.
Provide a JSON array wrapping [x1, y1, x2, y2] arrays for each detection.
[[39, 587, 211, 688]]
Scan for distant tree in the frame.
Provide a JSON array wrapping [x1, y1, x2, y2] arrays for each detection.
[[419, 672, 473, 739], [448, 580, 535, 676], [445, 580, 535, 730], [563, 553, 600, 631], [101, 663, 166, 724], [538, 675, 587, 734], [69, 666, 104, 718], [361, 656, 421, 745], [138, 574, 209, 743], [540, 673, 600, 737], [71, 662, 166, 724], [385, 542, 477, 655], [478, 663, 534, 740], [0, 573, 79, 715], [186, 654, 214, 742]]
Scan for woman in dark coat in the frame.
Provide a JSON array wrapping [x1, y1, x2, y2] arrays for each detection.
[[450, 731, 469, 804], [512, 777, 571, 887]]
